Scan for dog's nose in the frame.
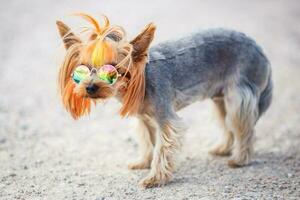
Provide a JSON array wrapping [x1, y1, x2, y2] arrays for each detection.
[[86, 84, 99, 95]]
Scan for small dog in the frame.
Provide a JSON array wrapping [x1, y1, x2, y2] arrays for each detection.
[[56, 14, 272, 188]]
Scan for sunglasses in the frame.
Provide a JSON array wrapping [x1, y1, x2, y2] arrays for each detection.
[[72, 64, 120, 85]]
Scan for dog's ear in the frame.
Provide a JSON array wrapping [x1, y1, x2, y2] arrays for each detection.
[[130, 23, 156, 61], [56, 20, 81, 49]]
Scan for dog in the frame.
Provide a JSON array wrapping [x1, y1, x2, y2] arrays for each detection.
[[56, 14, 272, 188]]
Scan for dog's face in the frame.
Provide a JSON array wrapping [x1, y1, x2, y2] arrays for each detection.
[[56, 14, 156, 119], [67, 38, 128, 100]]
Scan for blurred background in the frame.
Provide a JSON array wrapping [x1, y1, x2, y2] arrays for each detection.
[[0, 0, 299, 199]]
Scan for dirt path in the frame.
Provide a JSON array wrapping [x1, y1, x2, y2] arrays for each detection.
[[0, 0, 300, 199]]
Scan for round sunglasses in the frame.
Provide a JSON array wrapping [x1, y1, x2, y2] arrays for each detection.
[[72, 64, 120, 85]]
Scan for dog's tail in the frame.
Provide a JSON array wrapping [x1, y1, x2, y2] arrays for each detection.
[[258, 70, 273, 117]]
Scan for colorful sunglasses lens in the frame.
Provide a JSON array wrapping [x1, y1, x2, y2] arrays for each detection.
[[97, 64, 118, 84], [72, 65, 90, 84]]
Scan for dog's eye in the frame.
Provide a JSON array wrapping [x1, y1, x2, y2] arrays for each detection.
[[72, 65, 90, 84], [97, 65, 119, 84]]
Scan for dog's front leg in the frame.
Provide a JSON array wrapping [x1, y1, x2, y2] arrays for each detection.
[[140, 117, 185, 188], [128, 116, 156, 170]]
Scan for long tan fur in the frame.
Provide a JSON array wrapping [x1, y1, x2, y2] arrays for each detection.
[[57, 14, 154, 119], [119, 23, 156, 117]]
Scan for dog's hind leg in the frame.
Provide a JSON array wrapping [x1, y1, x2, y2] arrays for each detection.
[[140, 112, 186, 187], [128, 115, 156, 170], [209, 98, 234, 156], [224, 83, 259, 167]]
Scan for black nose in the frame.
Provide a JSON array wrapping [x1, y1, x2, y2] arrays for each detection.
[[86, 84, 99, 95]]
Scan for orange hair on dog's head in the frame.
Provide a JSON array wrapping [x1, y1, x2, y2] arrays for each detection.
[[56, 14, 118, 119], [56, 14, 155, 119]]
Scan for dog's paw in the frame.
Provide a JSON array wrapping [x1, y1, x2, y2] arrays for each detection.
[[128, 161, 150, 170], [227, 159, 244, 168], [228, 149, 251, 168], [209, 145, 231, 157], [139, 173, 172, 188], [139, 176, 165, 188], [228, 157, 250, 168]]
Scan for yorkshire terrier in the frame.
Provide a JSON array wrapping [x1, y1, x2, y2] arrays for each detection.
[[56, 14, 272, 188]]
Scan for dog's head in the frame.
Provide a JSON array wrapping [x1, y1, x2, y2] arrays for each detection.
[[56, 14, 155, 119]]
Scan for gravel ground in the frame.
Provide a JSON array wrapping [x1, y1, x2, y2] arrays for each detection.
[[0, 0, 300, 199]]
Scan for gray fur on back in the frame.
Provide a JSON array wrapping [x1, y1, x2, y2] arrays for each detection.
[[144, 28, 272, 121]]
